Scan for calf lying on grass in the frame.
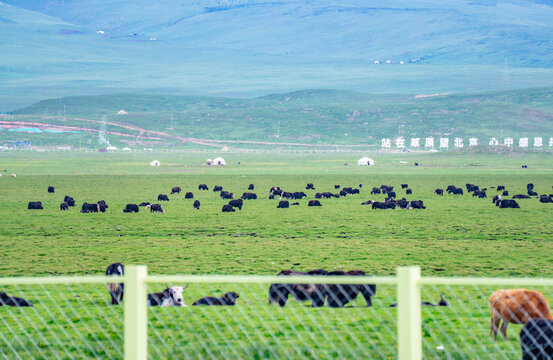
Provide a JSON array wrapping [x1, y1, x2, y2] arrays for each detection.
[[193, 292, 240, 306], [148, 285, 188, 307], [390, 294, 449, 307], [0, 292, 33, 307]]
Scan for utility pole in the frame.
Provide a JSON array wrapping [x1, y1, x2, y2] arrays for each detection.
[[170, 114, 174, 130], [63, 105, 66, 121]]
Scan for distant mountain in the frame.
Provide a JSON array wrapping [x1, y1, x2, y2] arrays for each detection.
[[6, 0, 553, 66], [2, 1, 553, 111]]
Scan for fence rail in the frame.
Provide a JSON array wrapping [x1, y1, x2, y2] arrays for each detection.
[[2, 267, 553, 359]]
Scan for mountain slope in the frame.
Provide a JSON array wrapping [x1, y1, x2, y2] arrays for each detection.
[[7, 0, 553, 66], [2, 1, 553, 112]]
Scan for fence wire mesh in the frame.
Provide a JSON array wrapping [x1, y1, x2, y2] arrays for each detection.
[[0, 283, 123, 359], [146, 280, 397, 359], [4, 271, 553, 360]]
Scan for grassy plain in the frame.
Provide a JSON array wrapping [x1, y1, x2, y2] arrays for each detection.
[[0, 151, 552, 358]]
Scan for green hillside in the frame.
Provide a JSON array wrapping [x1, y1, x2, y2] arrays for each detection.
[[5, 88, 553, 148]]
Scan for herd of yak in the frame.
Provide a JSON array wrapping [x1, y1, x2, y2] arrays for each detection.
[[16, 181, 553, 356], [25, 181, 553, 213]]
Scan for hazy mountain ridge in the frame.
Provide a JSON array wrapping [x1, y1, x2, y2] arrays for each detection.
[[4, 0, 553, 65], [3, 0, 553, 112]]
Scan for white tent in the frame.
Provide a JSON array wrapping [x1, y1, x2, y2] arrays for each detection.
[[117, 109, 128, 115], [106, 146, 118, 151], [150, 160, 160, 167], [213, 157, 226, 166], [206, 159, 213, 165], [357, 157, 375, 166]]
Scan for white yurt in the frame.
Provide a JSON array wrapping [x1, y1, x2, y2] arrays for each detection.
[[357, 157, 375, 166], [117, 109, 128, 115], [106, 145, 118, 151], [150, 160, 160, 167], [213, 157, 226, 166]]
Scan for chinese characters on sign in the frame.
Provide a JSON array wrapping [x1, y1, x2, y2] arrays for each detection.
[[379, 137, 553, 148]]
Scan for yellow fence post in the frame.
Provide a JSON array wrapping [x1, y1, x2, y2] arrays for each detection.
[[125, 266, 147, 360], [398, 266, 422, 360]]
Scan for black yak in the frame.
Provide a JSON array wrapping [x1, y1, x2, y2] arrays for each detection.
[[193, 292, 240, 306]]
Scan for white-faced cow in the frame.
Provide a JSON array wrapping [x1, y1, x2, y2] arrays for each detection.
[[148, 285, 188, 307]]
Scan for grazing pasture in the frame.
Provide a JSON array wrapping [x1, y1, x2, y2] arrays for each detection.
[[0, 151, 553, 358]]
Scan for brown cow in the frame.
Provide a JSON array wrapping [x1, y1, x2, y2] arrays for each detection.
[[490, 289, 553, 341]]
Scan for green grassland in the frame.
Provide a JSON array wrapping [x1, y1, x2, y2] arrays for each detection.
[[0, 151, 552, 358], [6, 87, 553, 148]]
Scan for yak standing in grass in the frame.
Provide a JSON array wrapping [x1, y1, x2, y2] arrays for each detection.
[[106, 263, 124, 305], [222, 204, 235, 212], [64, 196, 76, 207], [147, 204, 164, 213], [308, 200, 322, 207], [324, 270, 377, 308], [123, 204, 139, 213], [228, 199, 243, 210], [28, 201, 43, 210], [268, 269, 328, 307]]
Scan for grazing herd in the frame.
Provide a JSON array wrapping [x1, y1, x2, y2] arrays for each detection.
[[432, 182, 553, 210], [24, 181, 553, 215]]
